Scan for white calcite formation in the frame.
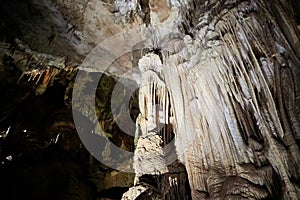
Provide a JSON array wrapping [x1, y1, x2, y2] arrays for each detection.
[[123, 0, 300, 199]]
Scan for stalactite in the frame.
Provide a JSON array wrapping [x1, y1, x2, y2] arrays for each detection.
[[127, 0, 300, 199], [5, 39, 79, 95]]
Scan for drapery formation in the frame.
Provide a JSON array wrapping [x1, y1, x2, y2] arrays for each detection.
[[125, 0, 300, 199]]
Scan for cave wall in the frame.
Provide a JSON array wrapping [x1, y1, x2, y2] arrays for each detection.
[[0, 0, 300, 199]]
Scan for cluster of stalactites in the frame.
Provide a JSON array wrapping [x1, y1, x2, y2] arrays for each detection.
[[7, 38, 74, 94], [137, 53, 170, 136], [18, 67, 60, 86]]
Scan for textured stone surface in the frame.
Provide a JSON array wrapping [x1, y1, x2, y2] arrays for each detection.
[[0, 0, 300, 199]]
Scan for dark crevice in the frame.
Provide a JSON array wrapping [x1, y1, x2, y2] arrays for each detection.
[[139, 0, 150, 26], [139, 174, 160, 189], [97, 187, 129, 199]]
